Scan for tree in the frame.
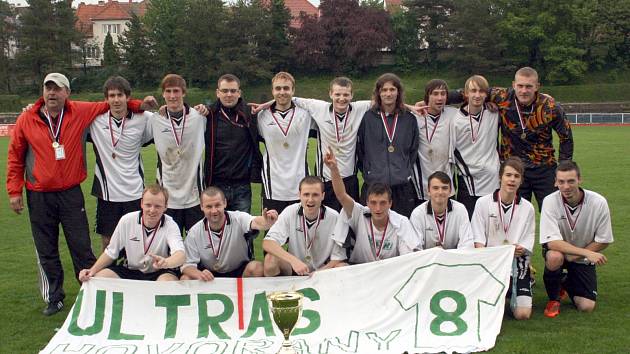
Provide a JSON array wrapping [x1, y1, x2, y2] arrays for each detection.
[[118, 13, 159, 87], [263, 0, 293, 71], [439, 0, 508, 73], [215, 0, 274, 84], [292, 0, 393, 73], [142, 0, 188, 76], [391, 9, 420, 72], [16, 0, 60, 85], [102, 32, 119, 67], [403, 0, 455, 68], [0, 1, 15, 92], [53, 0, 80, 68], [180, 0, 225, 87]]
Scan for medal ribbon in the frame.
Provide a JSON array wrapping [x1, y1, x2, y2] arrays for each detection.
[[206, 217, 227, 258], [334, 109, 349, 143], [108, 112, 127, 150], [167, 110, 187, 148], [468, 105, 484, 143], [380, 112, 398, 146], [433, 210, 447, 245], [369, 217, 389, 259], [301, 212, 322, 254], [514, 100, 533, 137], [562, 196, 583, 232], [424, 113, 440, 143], [141, 216, 162, 255], [497, 198, 517, 240], [220, 108, 245, 128], [270, 107, 296, 137], [43, 108, 65, 143]]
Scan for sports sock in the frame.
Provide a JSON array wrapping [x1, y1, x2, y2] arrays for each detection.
[[543, 267, 563, 301]]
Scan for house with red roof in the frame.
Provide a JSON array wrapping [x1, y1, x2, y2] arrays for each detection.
[[75, 0, 147, 66], [74, 0, 316, 67], [283, 0, 319, 28]]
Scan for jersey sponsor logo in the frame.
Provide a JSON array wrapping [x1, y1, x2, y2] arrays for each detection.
[[383, 240, 393, 251], [160, 128, 170, 133], [129, 236, 140, 242]]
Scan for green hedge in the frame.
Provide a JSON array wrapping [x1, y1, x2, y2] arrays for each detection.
[[0, 95, 22, 112]]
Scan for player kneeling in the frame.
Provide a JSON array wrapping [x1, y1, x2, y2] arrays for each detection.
[[263, 176, 344, 276], [79, 185, 184, 282], [471, 157, 535, 320], [181, 187, 278, 281]]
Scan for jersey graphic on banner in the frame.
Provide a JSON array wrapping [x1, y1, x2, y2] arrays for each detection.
[[394, 263, 505, 349]]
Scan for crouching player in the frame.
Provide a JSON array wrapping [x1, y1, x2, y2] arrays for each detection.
[[181, 187, 278, 280], [263, 176, 343, 276], [472, 157, 535, 320], [540, 160, 613, 317], [323, 148, 420, 265], [79, 185, 184, 282]]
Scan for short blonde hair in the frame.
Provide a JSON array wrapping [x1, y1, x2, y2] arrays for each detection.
[[142, 184, 169, 204], [464, 75, 489, 94], [272, 71, 295, 88]]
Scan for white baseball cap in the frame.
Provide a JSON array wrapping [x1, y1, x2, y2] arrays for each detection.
[[43, 73, 70, 90]]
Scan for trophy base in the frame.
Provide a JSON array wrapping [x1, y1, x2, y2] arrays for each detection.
[[277, 340, 297, 354]]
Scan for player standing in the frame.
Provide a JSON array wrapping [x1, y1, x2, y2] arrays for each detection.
[[257, 72, 314, 214], [89, 76, 153, 251], [450, 75, 500, 218], [357, 73, 420, 217], [150, 74, 206, 234]]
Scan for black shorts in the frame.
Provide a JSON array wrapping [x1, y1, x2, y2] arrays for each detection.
[[96, 198, 142, 236], [199, 261, 249, 278], [543, 245, 598, 301], [107, 264, 179, 281], [323, 175, 359, 212], [166, 206, 204, 234], [506, 255, 532, 308], [262, 198, 299, 215]]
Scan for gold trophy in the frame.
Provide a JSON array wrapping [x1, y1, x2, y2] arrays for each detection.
[[267, 291, 304, 354]]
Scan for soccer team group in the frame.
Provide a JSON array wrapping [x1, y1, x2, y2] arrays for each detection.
[[6, 68, 613, 322]]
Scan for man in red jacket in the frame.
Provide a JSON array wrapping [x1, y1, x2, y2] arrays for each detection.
[[6, 73, 150, 316]]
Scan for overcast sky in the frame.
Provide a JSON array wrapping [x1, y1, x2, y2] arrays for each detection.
[[7, 0, 321, 8]]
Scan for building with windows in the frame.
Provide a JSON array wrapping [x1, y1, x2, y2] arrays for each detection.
[[75, 0, 147, 67]]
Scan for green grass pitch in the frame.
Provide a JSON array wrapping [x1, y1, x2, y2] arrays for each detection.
[[0, 125, 628, 353]]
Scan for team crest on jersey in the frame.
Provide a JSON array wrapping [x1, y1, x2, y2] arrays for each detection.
[[383, 240, 393, 250]]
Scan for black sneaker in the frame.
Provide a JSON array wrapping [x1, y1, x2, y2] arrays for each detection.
[[43, 301, 64, 316]]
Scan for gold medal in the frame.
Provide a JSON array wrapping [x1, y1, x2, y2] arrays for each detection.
[[111, 152, 116, 159], [176, 149, 181, 156], [503, 239, 510, 245], [387, 145, 395, 153], [305, 255, 312, 263], [283, 142, 289, 149], [52, 141, 59, 149], [428, 148, 433, 155], [212, 264, 220, 272], [521, 132, 526, 139]]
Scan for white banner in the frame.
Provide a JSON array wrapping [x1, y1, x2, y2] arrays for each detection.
[[41, 246, 514, 354]]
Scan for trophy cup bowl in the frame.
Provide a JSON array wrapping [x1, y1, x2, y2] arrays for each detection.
[[267, 291, 304, 354]]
